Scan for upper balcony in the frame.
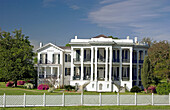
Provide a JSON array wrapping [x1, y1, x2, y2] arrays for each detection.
[[73, 58, 81, 64]]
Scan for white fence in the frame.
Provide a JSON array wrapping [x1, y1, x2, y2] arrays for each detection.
[[0, 93, 170, 107]]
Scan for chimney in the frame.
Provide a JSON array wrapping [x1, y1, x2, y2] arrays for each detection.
[[127, 36, 129, 40], [75, 36, 77, 39], [40, 42, 43, 47], [135, 37, 138, 43]]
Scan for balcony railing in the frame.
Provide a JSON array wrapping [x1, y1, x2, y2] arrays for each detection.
[[97, 77, 105, 81], [73, 58, 81, 62], [73, 75, 81, 80], [83, 75, 91, 80], [97, 58, 106, 62], [84, 58, 91, 62], [122, 59, 130, 63], [122, 77, 129, 81]]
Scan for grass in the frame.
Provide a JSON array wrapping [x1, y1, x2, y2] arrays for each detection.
[[0, 82, 154, 95], [0, 106, 170, 110]]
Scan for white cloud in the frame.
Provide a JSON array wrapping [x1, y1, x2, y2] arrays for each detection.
[[42, 0, 57, 7], [88, 0, 170, 41], [70, 5, 80, 10]]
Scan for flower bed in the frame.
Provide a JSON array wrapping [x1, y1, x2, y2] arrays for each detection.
[[37, 84, 49, 90], [6, 81, 14, 87], [17, 80, 26, 85]]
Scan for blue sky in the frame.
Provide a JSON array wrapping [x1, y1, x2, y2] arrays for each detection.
[[1, 0, 170, 49]]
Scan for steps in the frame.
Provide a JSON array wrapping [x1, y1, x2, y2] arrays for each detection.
[[113, 81, 125, 93], [77, 81, 90, 92]]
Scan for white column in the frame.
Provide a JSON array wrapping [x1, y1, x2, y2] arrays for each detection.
[[70, 48, 74, 80], [81, 48, 84, 80], [95, 47, 98, 81], [130, 47, 133, 89], [105, 47, 108, 81], [44, 67, 46, 78], [60, 51, 64, 86], [109, 47, 112, 81], [91, 47, 94, 81], [119, 48, 122, 82], [136, 50, 139, 86]]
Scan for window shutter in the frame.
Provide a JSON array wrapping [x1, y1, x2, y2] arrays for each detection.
[[74, 67, 76, 76], [117, 50, 119, 62], [65, 54, 67, 62], [113, 50, 115, 61], [65, 68, 67, 76], [58, 54, 60, 64], [84, 50, 86, 59], [97, 50, 99, 58], [52, 54, 54, 64], [45, 54, 47, 64], [40, 54, 42, 64], [122, 50, 124, 59], [125, 50, 128, 59]]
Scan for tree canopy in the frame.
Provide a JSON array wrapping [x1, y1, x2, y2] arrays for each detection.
[[141, 37, 153, 47], [141, 56, 152, 89], [65, 43, 71, 47], [0, 29, 36, 86], [148, 40, 170, 82], [108, 36, 119, 39]]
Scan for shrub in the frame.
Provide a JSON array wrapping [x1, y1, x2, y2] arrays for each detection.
[[148, 86, 156, 93], [130, 86, 141, 93], [64, 85, 75, 91], [6, 81, 14, 87], [48, 87, 54, 93], [37, 84, 49, 90], [156, 83, 170, 95], [24, 83, 34, 89], [17, 80, 26, 85]]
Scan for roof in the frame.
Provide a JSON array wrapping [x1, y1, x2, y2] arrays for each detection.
[[93, 34, 109, 38], [36, 43, 64, 52], [58, 46, 71, 50]]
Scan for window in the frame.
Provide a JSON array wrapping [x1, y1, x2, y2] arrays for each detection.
[[65, 68, 70, 76], [40, 54, 47, 64], [52, 54, 60, 64], [65, 54, 71, 62]]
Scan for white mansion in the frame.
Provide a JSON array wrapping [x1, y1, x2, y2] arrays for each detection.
[[36, 35, 149, 92]]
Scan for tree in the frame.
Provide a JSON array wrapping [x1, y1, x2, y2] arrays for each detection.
[[65, 43, 71, 47], [141, 37, 153, 47], [108, 36, 118, 39], [0, 29, 36, 86], [148, 41, 170, 82], [141, 56, 152, 89]]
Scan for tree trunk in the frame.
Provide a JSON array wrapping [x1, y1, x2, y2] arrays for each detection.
[[14, 80, 17, 87]]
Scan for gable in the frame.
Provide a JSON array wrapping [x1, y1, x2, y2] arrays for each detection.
[[36, 43, 64, 53]]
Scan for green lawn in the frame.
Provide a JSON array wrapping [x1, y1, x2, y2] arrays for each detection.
[[0, 106, 170, 110], [0, 82, 152, 95]]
